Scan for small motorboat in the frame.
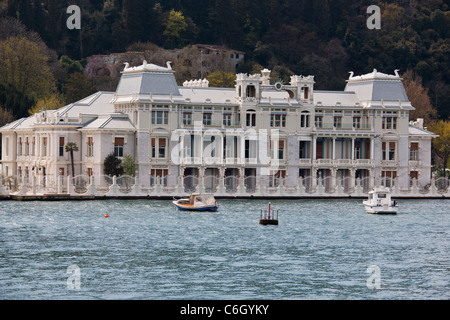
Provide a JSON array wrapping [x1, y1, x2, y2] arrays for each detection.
[[173, 193, 218, 212], [363, 187, 398, 214]]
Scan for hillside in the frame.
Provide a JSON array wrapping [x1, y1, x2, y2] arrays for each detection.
[[0, 0, 448, 120]]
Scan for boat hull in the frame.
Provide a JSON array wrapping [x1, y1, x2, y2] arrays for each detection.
[[364, 203, 398, 214], [172, 201, 218, 212]]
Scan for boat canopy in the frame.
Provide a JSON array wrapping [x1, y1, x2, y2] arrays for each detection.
[[194, 194, 216, 206]]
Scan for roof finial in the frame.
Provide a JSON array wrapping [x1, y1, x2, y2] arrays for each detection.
[[394, 69, 400, 77], [166, 61, 172, 70]]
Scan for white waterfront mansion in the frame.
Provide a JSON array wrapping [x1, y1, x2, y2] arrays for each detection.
[[0, 61, 440, 198]]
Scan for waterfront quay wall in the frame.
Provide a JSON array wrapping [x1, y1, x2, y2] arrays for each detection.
[[1, 174, 449, 200]]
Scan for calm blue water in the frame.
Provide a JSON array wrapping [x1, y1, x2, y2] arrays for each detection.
[[0, 198, 448, 300]]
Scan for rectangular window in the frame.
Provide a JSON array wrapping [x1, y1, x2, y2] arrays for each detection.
[[270, 140, 285, 160], [334, 116, 342, 128], [159, 138, 166, 158], [382, 141, 396, 161], [203, 113, 212, 126], [59, 137, 65, 157], [151, 137, 167, 159], [114, 137, 124, 157], [150, 169, 168, 186], [269, 170, 286, 187], [299, 141, 309, 159], [381, 170, 397, 187], [246, 113, 256, 127], [151, 110, 168, 125], [25, 137, 29, 156], [87, 168, 93, 176], [42, 137, 47, 156], [183, 112, 192, 125], [223, 114, 232, 126], [354, 141, 361, 159], [270, 114, 286, 127], [388, 141, 396, 160], [382, 114, 397, 130], [409, 142, 419, 161], [315, 116, 323, 128], [18, 137, 22, 156], [353, 117, 361, 129], [278, 140, 285, 160], [300, 113, 310, 128], [87, 137, 94, 157]]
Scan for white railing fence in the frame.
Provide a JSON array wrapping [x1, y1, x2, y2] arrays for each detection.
[[1, 174, 450, 198]]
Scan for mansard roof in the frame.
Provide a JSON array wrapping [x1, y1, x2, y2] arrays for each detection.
[[344, 69, 411, 105], [115, 60, 181, 97]]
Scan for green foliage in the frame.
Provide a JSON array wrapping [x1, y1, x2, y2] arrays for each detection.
[[65, 142, 79, 178], [0, 36, 55, 118], [163, 9, 188, 49], [1, 0, 448, 120], [121, 155, 136, 177], [428, 120, 450, 178], [206, 71, 236, 88], [103, 152, 123, 177], [64, 72, 96, 104]]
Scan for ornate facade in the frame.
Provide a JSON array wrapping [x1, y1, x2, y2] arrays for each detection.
[[0, 62, 439, 197]]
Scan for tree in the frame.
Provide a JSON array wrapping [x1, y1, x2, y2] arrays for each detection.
[[206, 71, 236, 88], [0, 106, 15, 127], [121, 155, 136, 176], [64, 72, 96, 103], [120, 154, 136, 188], [28, 94, 65, 115], [65, 142, 79, 179], [402, 69, 438, 125], [428, 120, 450, 179], [103, 152, 123, 177], [0, 36, 55, 117], [163, 9, 188, 49]]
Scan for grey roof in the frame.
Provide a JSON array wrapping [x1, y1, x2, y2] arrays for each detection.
[[408, 125, 438, 137], [345, 80, 409, 102], [314, 91, 361, 107], [59, 91, 115, 117], [116, 73, 181, 96], [81, 114, 136, 131]]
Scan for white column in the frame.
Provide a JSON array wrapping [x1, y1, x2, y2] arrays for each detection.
[[333, 137, 336, 160], [312, 136, 317, 160], [351, 137, 355, 160], [370, 138, 374, 161]]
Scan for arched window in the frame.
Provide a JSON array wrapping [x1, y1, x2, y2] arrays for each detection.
[[300, 111, 310, 128], [246, 109, 256, 127]]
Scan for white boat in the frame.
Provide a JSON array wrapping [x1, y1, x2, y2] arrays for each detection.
[[173, 193, 218, 212], [363, 187, 398, 214]]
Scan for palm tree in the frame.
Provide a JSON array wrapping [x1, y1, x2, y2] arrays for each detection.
[[65, 142, 79, 179]]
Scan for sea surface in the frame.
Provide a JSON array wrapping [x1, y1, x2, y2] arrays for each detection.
[[0, 198, 448, 300]]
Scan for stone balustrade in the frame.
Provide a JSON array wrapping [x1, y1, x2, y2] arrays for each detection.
[[1, 174, 450, 199]]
